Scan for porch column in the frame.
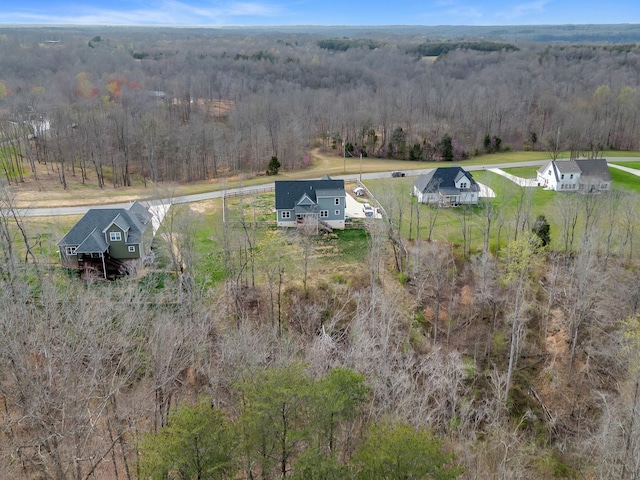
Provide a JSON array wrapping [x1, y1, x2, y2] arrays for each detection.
[[101, 253, 107, 279]]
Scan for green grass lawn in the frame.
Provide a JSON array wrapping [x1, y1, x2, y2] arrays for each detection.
[[365, 166, 640, 257], [26, 215, 80, 263], [610, 161, 640, 170], [499, 166, 540, 178], [175, 193, 371, 287], [610, 169, 640, 194], [35, 149, 640, 282]]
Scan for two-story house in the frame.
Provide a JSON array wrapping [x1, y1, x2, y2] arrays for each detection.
[[536, 159, 612, 192], [57, 202, 153, 278], [275, 176, 346, 229], [412, 167, 480, 206]]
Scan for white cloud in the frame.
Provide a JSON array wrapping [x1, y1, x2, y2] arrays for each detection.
[[496, 0, 550, 21], [4, 1, 282, 26], [444, 5, 484, 21]]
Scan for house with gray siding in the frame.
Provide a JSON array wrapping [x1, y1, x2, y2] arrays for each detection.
[[275, 176, 345, 229], [57, 202, 153, 278]]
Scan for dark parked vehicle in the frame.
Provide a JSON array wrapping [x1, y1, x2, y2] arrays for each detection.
[[391, 171, 406, 177]]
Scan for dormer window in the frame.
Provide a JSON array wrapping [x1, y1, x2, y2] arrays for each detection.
[[460, 182, 468, 189], [109, 231, 122, 241]]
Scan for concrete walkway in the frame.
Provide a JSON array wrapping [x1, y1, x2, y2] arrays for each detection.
[[487, 168, 539, 187], [477, 182, 496, 198], [487, 161, 640, 189], [608, 163, 640, 177]]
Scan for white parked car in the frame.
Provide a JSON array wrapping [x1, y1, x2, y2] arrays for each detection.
[[363, 203, 374, 217], [353, 187, 365, 196]]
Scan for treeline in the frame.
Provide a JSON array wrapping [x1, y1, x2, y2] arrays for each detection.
[[2, 28, 640, 187], [410, 41, 518, 56], [1, 177, 640, 478], [317, 37, 382, 51], [139, 367, 462, 479]]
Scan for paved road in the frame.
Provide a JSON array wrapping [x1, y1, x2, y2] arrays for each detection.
[[13, 157, 640, 218]]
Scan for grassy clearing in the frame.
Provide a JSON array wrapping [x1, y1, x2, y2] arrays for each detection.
[[365, 167, 640, 256], [610, 161, 640, 170], [26, 215, 80, 262], [10, 148, 640, 209], [169, 192, 370, 287], [610, 169, 640, 194], [24, 149, 640, 280], [499, 166, 540, 178], [603, 151, 640, 158]]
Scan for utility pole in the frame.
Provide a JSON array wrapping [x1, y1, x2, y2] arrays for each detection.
[[342, 139, 346, 173]]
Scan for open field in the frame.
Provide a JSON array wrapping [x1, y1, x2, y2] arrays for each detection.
[[9, 150, 640, 277], [363, 166, 640, 256], [0, 149, 609, 208]]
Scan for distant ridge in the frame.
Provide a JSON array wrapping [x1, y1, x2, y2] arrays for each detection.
[[1, 23, 640, 43]]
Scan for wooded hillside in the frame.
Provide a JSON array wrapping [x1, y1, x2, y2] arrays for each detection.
[[1, 25, 640, 479], [2, 26, 640, 186]]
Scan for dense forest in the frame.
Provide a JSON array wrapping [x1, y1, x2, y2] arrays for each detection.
[[2, 25, 640, 479], [2, 26, 640, 185]]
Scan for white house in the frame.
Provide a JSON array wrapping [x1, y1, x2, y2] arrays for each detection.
[[537, 159, 612, 192], [412, 166, 480, 206]]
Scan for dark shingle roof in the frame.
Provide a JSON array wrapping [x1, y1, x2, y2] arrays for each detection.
[[75, 228, 108, 254], [58, 202, 151, 251], [275, 179, 345, 210], [413, 167, 479, 194], [553, 160, 581, 174], [538, 159, 611, 182], [576, 159, 611, 181], [108, 213, 130, 234]]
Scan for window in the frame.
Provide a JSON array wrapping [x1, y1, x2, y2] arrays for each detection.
[[65, 246, 77, 255], [109, 231, 122, 241], [561, 174, 565, 179], [334, 210, 340, 216], [334, 198, 340, 205], [282, 211, 291, 219], [570, 174, 573, 179], [320, 210, 328, 218], [128, 246, 136, 253], [460, 182, 467, 188]]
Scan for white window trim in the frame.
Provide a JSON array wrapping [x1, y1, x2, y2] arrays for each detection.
[[128, 245, 136, 253], [109, 231, 122, 241], [334, 198, 340, 205], [334, 209, 340, 215], [65, 246, 77, 255], [320, 210, 328, 218], [282, 211, 291, 219]]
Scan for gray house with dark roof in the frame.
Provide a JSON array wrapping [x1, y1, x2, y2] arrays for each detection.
[[275, 176, 345, 229], [413, 167, 480, 206], [57, 202, 153, 277], [536, 159, 612, 192]]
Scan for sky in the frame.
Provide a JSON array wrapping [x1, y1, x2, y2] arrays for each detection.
[[3, 0, 640, 27]]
